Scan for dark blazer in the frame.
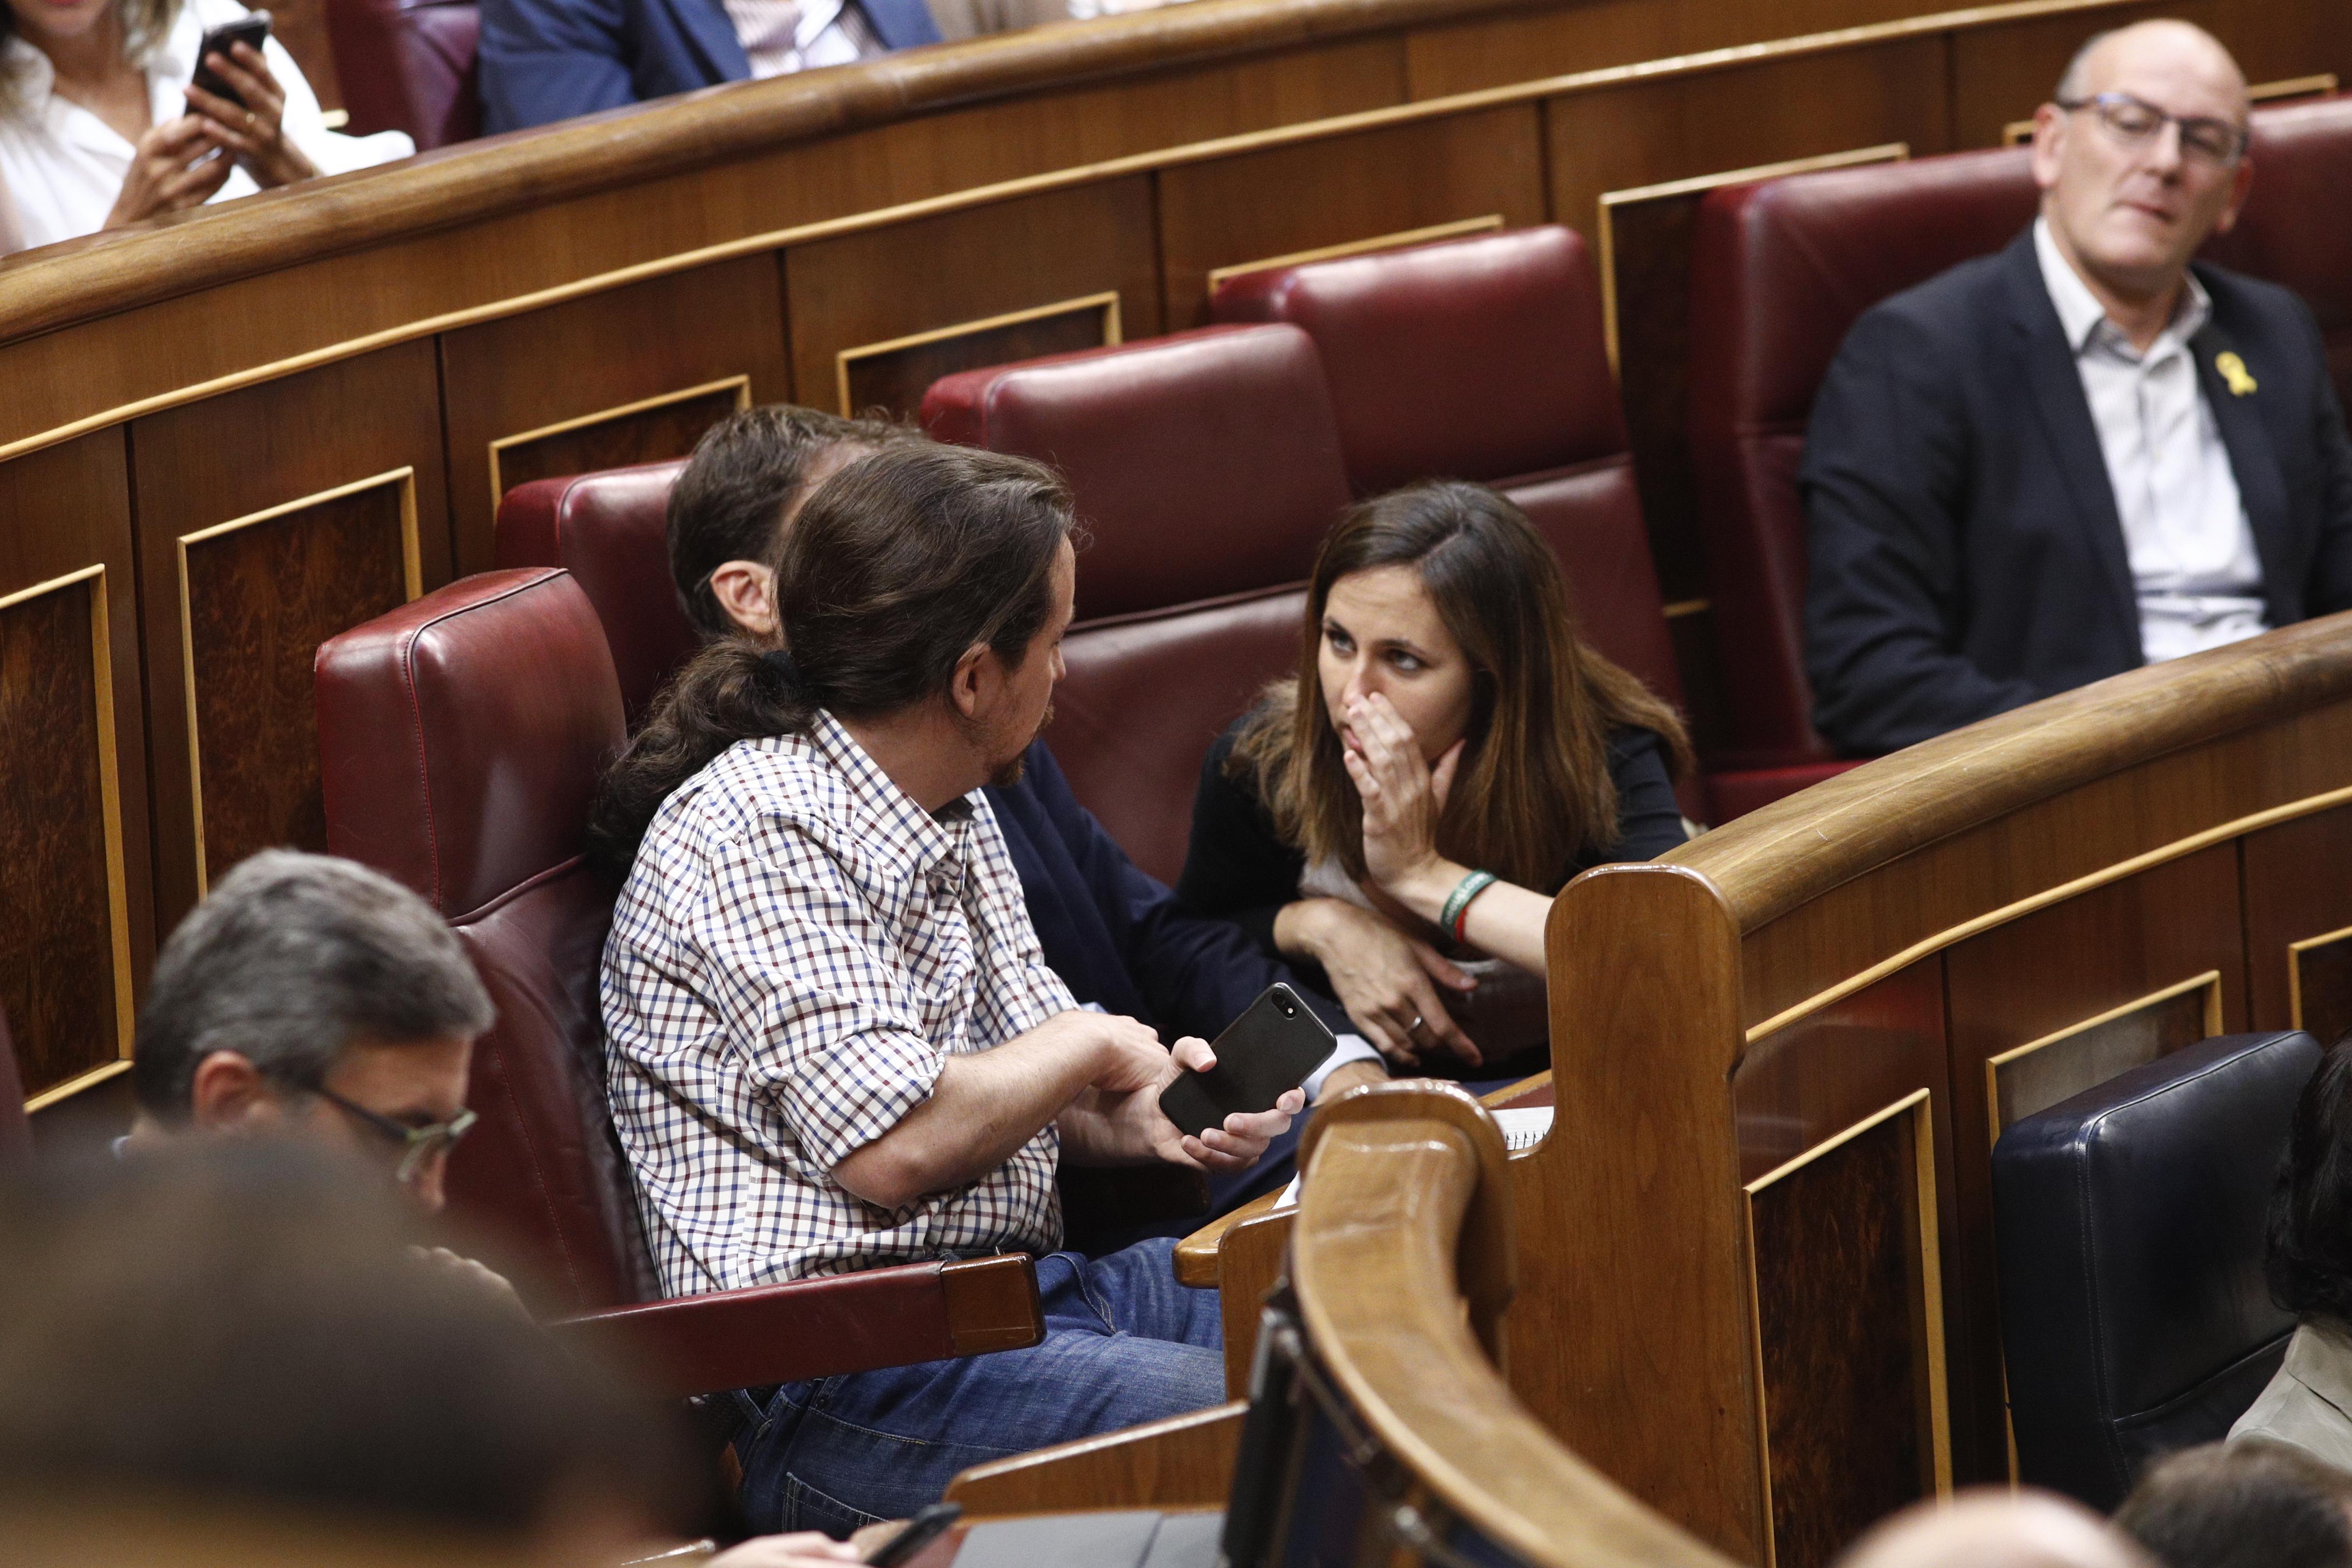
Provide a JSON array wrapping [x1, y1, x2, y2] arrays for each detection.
[[1801, 227, 2352, 757], [478, 0, 941, 133], [1175, 718, 1688, 953], [985, 739, 1347, 1045]]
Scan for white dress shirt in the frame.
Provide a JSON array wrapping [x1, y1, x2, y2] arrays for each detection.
[[0, 0, 413, 256], [719, 0, 883, 79], [2033, 217, 2269, 663]]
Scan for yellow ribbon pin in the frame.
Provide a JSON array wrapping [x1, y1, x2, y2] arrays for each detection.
[[2216, 351, 2258, 397]]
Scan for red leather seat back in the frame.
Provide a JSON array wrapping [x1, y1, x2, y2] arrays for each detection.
[[2227, 96, 2352, 412], [1209, 227, 1684, 713], [1688, 147, 2038, 764], [0, 1005, 30, 1174], [922, 325, 1351, 621], [495, 461, 696, 725], [1055, 590, 1305, 887], [316, 568, 646, 1314], [323, 0, 480, 150]]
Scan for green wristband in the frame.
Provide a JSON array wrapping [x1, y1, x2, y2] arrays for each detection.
[[1440, 870, 1499, 940]]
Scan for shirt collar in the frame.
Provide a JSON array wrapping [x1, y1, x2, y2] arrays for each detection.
[[804, 709, 974, 877], [2287, 1317, 2352, 1420], [3, 33, 57, 111], [2033, 215, 2211, 358]]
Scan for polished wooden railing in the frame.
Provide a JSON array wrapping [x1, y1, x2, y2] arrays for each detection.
[[950, 1082, 1732, 1568]]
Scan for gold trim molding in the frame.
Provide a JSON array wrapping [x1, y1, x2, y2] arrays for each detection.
[[2288, 922, 2352, 1033], [1598, 143, 1907, 373], [0, 0, 2155, 465], [486, 376, 752, 520], [24, 1056, 135, 1114], [177, 468, 424, 895], [1982, 970, 2222, 1145], [832, 295, 1122, 416], [1203, 214, 1504, 296], [0, 563, 136, 1091], [1742, 1088, 1952, 1565]]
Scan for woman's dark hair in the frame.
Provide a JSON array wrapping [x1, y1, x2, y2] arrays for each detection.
[[668, 405, 919, 639], [590, 442, 1074, 877], [2267, 1031, 2352, 1325], [1229, 480, 1692, 890]]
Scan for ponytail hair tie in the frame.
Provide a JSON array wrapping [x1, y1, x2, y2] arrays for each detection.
[[759, 649, 804, 690]]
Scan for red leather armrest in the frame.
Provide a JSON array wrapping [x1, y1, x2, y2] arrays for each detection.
[[551, 1253, 1042, 1398]]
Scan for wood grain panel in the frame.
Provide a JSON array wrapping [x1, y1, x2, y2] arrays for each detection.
[[131, 341, 451, 932], [178, 475, 417, 893], [1404, 0, 1964, 100], [269, 0, 344, 114], [786, 183, 1159, 416], [1748, 1096, 1944, 1568], [2242, 803, 2352, 1035], [1985, 972, 2217, 1135], [0, 575, 125, 1098], [1942, 845, 2241, 1491], [1949, 0, 2352, 147], [945, 1404, 1244, 1516], [1156, 106, 1547, 330], [840, 296, 1119, 419], [1543, 37, 1952, 253], [443, 258, 788, 573], [0, 432, 152, 1112]]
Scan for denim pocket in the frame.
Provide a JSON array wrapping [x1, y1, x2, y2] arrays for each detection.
[[779, 1471, 885, 1539]]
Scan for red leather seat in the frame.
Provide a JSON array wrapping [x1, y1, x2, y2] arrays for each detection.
[[1205, 226, 1734, 817], [323, 0, 481, 150], [2225, 95, 2352, 412], [1687, 147, 2039, 779], [923, 326, 1353, 882], [495, 460, 697, 724], [315, 567, 1040, 1393], [0, 1005, 30, 1174]]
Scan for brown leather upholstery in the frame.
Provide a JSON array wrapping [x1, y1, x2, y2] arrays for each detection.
[[494, 461, 697, 724], [323, 0, 481, 150], [315, 567, 1042, 1390], [1688, 147, 2039, 767], [0, 1004, 31, 1173], [921, 325, 1350, 621]]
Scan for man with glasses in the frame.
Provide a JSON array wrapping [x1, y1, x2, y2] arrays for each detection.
[[125, 849, 494, 1225], [1802, 19, 2352, 755]]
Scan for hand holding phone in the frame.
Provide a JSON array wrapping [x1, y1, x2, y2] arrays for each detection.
[[191, 12, 271, 109], [1156, 984, 1334, 1143]]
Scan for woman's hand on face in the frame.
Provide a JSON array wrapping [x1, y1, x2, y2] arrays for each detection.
[[1290, 898, 1479, 1067], [184, 42, 316, 187], [104, 115, 234, 228], [1339, 691, 1463, 898]]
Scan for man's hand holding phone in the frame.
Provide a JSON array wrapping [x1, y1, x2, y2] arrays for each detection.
[[1150, 1036, 1303, 1172]]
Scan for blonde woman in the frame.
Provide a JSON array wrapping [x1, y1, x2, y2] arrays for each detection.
[[0, 0, 411, 254]]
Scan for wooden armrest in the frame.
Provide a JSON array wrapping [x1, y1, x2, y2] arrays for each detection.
[[551, 1253, 1041, 1398], [944, 1400, 1248, 1517]]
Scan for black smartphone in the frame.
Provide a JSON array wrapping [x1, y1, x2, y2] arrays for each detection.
[[865, 1501, 962, 1566], [1156, 983, 1335, 1142], [191, 12, 271, 109]]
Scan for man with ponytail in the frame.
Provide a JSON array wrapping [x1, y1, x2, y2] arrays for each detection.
[[596, 442, 1301, 1536]]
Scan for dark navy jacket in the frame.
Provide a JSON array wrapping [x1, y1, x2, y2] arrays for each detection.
[[1802, 228, 2352, 756], [478, 0, 941, 134], [985, 740, 1347, 1045]]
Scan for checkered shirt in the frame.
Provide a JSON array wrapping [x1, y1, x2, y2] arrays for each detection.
[[600, 710, 1076, 1293]]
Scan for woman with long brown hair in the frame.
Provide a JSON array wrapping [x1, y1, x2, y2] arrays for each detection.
[[1176, 480, 1691, 1074]]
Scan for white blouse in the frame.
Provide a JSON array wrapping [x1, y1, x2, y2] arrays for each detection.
[[0, 0, 413, 255]]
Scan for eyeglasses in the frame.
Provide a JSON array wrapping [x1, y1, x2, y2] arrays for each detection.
[[309, 1083, 478, 1185], [2056, 91, 2249, 167]]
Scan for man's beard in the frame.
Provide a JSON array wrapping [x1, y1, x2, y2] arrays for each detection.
[[988, 701, 1054, 788]]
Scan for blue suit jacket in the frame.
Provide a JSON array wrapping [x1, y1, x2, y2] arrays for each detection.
[[985, 740, 1348, 1046], [479, 0, 941, 134]]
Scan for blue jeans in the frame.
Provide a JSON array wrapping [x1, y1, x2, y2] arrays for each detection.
[[733, 1237, 1224, 1536]]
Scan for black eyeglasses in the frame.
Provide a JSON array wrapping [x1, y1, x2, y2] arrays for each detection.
[[2056, 90, 2249, 167], [308, 1083, 478, 1185]]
